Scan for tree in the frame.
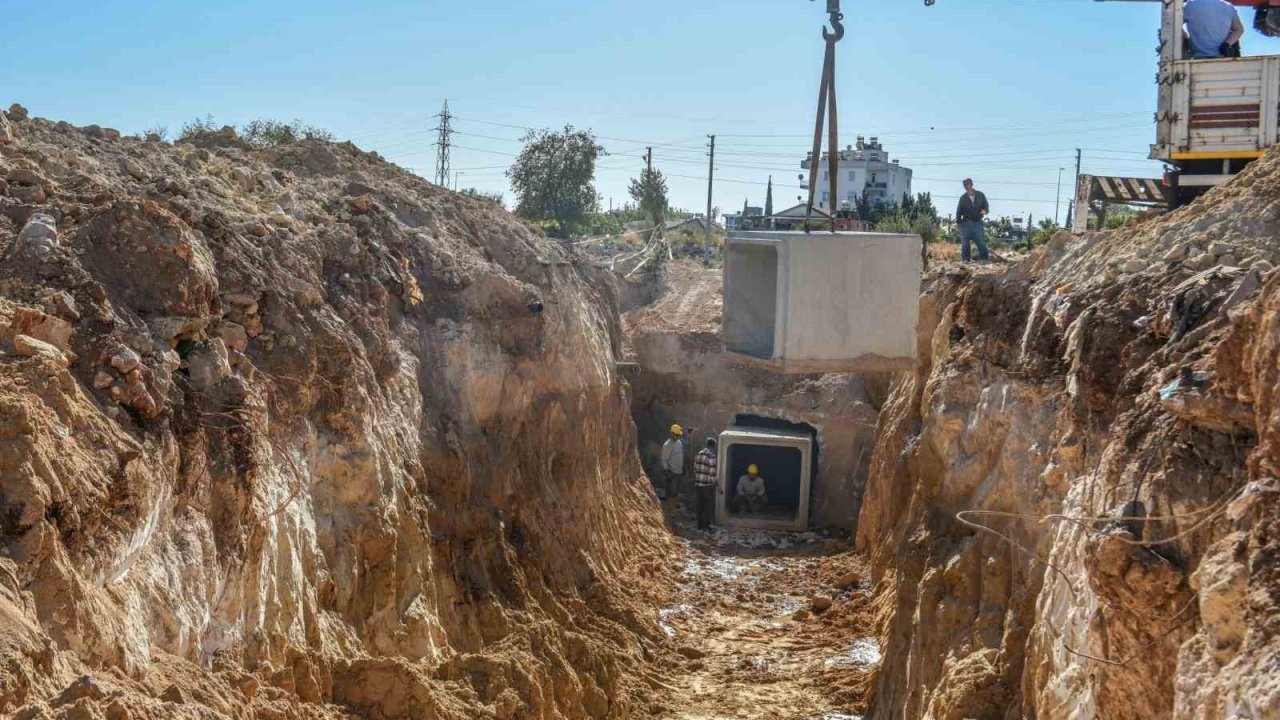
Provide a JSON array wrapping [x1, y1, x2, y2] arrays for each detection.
[[765, 177, 774, 217], [628, 166, 669, 231], [507, 125, 603, 237]]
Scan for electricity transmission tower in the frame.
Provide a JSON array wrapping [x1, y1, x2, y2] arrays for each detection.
[[433, 101, 453, 187]]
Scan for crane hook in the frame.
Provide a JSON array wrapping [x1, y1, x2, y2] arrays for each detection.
[[822, 10, 845, 42]]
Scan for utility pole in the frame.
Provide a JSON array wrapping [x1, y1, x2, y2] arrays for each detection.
[[645, 147, 653, 173], [704, 135, 716, 263], [433, 100, 453, 188], [1066, 147, 1082, 230], [1055, 167, 1065, 226]]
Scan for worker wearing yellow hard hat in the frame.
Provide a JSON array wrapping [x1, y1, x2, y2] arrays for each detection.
[[660, 423, 688, 501], [733, 463, 768, 516]]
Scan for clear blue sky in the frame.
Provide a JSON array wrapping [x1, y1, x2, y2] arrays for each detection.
[[4, 0, 1238, 223]]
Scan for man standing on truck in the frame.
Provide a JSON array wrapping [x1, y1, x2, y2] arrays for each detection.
[[955, 178, 989, 262], [1185, 0, 1245, 58]]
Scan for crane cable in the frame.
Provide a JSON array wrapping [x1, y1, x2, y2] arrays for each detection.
[[804, 1, 845, 232]]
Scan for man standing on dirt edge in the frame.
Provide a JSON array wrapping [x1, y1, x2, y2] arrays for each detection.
[[693, 437, 719, 529], [660, 424, 686, 501], [956, 178, 989, 262]]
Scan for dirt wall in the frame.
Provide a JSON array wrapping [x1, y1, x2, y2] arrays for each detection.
[[0, 109, 672, 719], [857, 151, 1280, 719]]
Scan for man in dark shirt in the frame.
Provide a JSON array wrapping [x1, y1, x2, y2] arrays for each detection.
[[955, 178, 990, 262], [692, 438, 719, 529]]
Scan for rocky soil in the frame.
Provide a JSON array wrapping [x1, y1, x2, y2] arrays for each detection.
[[857, 149, 1280, 718], [0, 106, 678, 719]]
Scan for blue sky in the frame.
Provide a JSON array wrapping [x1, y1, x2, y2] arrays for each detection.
[[3, 0, 1228, 223]]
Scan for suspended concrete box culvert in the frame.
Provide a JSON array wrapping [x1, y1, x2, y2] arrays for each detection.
[[716, 425, 814, 532], [723, 231, 922, 373]]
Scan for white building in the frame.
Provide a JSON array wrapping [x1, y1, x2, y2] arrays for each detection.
[[800, 136, 913, 213]]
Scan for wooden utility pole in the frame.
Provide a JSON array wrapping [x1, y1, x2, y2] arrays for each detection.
[[704, 135, 716, 263], [646, 147, 653, 173]]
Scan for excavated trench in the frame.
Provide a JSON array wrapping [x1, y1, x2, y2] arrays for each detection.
[[1, 104, 1278, 720]]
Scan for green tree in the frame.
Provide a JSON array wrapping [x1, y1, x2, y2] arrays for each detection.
[[241, 118, 334, 147], [507, 125, 603, 238], [628, 166, 669, 231]]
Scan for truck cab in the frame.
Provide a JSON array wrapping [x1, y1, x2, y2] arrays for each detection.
[[1155, 0, 1280, 205]]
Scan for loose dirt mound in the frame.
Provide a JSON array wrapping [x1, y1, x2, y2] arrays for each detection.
[[858, 149, 1280, 718], [0, 108, 673, 718]]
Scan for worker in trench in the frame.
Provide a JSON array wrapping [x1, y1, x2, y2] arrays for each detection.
[[692, 437, 719, 529], [659, 424, 686, 502], [732, 464, 769, 516]]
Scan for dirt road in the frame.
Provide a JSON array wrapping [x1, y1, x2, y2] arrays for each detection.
[[651, 504, 877, 720]]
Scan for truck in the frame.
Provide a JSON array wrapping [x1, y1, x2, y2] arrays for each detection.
[[1151, 0, 1280, 206], [922, 0, 1280, 208]]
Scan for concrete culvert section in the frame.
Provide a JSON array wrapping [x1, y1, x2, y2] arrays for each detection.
[[718, 426, 813, 531], [723, 231, 922, 373]]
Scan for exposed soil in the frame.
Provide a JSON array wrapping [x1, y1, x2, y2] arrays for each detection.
[[648, 504, 874, 720]]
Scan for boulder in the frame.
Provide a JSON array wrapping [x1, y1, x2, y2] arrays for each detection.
[[7, 103, 29, 121], [9, 308, 72, 351], [184, 339, 230, 391], [0, 109, 12, 144], [809, 595, 833, 613], [1209, 241, 1233, 256], [835, 571, 861, 590], [16, 213, 59, 256], [1217, 254, 1239, 268], [8, 168, 50, 188], [108, 347, 141, 374], [14, 335, 71, 368], [10, 184, 46, 204], [122, 158, 146, 181]]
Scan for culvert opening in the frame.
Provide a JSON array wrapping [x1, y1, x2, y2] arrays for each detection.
[[717, 416, 817, 531]]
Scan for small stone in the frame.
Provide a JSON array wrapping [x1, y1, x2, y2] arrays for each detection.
[[1209, 241, 1233, 256], [1251, 260, 1274, 273], [92, 371, 114, 390], [835, 571, 861, 590], [8, 168, 49, 188], [102, 128, 121, 140], [184, 339, 230, 390], [1121, 258, 1146, 274], [108, 347, 141, 374], [230, 167, 255, 193], [1186, 252, 1216, 271], [17, 214, 57, 254], [269, 207, 290, 225], [103, 699, 132, 720], [347, 194, 376, 214], [10, 185, 46, 204], [246, 222, 268, 238], [56, 675, 109, 705], [792, 608, 811, 621], [15, 335, 71, 368], [45, 291, 80, 321], [215, 322, 248, 352], [122, 158, 146, 181], [676, 645, 706, 659], [232, 674, 258, 700], [159, 684, 187, 704], [1163, 244, 1187, 262], [809, 595, 833, 613], [7, 103, 29, 121], [0, 178, 8, 195], [63, 698, 103, 720], [1217, 254, 1239, 268]]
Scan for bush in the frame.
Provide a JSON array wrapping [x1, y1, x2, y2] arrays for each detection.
[[241, 118, 334, 148], [177, 114, 219, 141]]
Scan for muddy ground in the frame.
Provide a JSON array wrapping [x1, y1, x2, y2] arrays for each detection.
[[643, 500, 876, 720]]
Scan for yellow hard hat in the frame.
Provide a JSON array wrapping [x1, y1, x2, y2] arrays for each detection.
[[748, 464, 759, 474], [670, 424, 684, 436]]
